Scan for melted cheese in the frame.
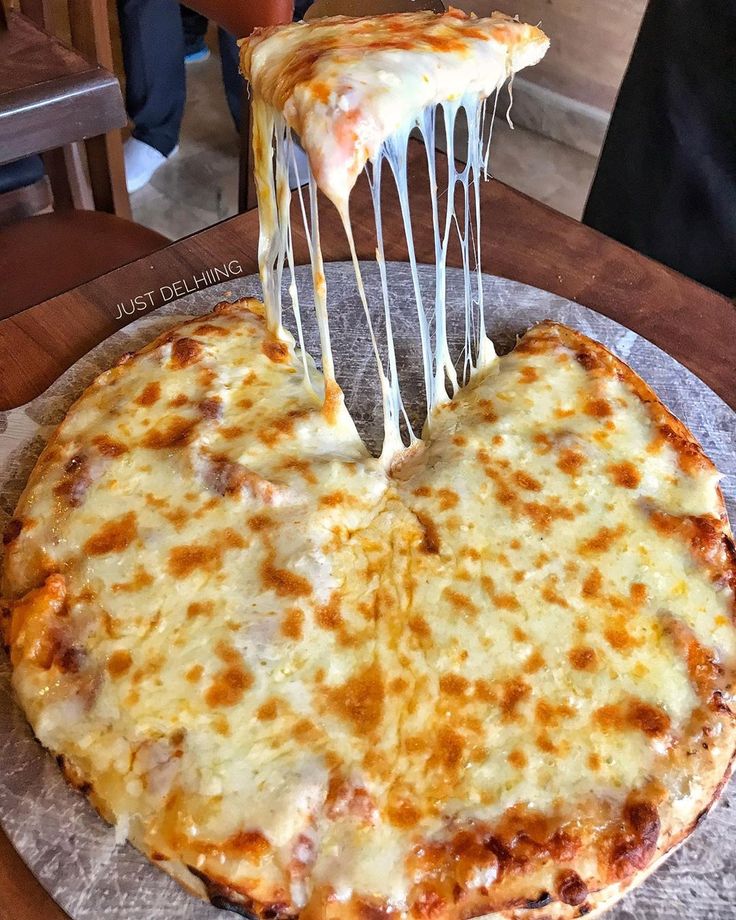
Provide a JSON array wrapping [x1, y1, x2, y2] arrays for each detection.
[[245, 9, 548, 460], [241, 9, 548, 207], [4, 313, 736, 918]]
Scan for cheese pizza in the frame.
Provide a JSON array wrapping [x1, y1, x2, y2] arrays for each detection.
[[240, 8, 549, 206], [3, 306, 736, 919], [3, 6, 736, 920]]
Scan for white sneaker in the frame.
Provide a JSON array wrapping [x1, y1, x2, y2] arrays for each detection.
[[124, 138, 179, 193]]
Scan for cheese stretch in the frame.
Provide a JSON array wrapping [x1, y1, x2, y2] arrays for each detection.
[[243, 9, 549, 462]]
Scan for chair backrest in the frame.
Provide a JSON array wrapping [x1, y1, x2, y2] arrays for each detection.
[[17, 0, 131, 218]]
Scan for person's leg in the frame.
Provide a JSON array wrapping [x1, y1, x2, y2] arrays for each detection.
[[583, 0, 736, 296], [217, 27, 244, 132], [117, 0, 186, 157], [181, 6, 209, 59]]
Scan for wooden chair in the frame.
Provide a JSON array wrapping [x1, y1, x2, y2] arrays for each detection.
[[0, 0, 170, 320]]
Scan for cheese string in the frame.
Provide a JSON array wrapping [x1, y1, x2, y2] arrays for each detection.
[[253, 84, 507, 459], [369, 152, 416, 450]]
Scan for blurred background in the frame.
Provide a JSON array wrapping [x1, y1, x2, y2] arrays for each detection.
[[1, 0, 647, 239]]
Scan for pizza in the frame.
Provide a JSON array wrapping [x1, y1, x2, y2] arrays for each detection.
[[240, 8, 549, 206], [3, 6, 736, 920], [2, 304, 736, 919]]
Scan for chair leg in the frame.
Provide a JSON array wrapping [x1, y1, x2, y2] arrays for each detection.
[[84, 131, 132, 219], [43, 144, 95, 212], [238, 90, 257, 213]]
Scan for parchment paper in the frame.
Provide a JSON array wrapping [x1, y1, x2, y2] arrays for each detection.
[[1, 263, 735, 920]]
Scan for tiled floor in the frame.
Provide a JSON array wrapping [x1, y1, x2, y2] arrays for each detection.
[[131, 53, 599, 240]]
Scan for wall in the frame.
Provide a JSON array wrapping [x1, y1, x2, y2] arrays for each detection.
[[455, 0, 648, 154]]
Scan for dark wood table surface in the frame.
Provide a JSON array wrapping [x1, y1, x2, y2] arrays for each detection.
[[0, 143, 734, 920], [0, 10, 125, 166]]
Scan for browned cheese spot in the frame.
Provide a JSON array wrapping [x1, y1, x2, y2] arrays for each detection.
[[187, 601, 214, 619], [112, 567, 154, 593], [281, 607, 304, 640], [439, 673, 470, 696], [84, 512, 138, 556], [226, 830, 270, 863], [594, 699, 671, 737], [409, 615, 432, 638], [557, 449, 586, 476], [257, 698, 278, 721], [541, 579, 569, 608], [322, 378, 343, 424], [604, 614, 641, 653], [608, 799, 660, 880], [630, 582, 648, 605], [585, 397, 612, 418], [142, 416, 197, 450], [135, 382, 161, 406], [579, 525, 625, 555], [186, 664, 204, 683], [513, 471, 542, 492], [524, 649, 546, 674], [198, 396, 223, 420], [107, 649, 132, 678], [507, 748, 528, 768], [204, 644, 253, 708], [54, 454, 93, 507], [608, 461, 641, 489], [168, 544, 218, 577], [262, 337, 289, 363], [193, 322, 230, 337], [258, 408, 310, 447], [261, 555, 313, 597], [500, 678, 531, 722], [92, 435, 128, 457], [426, 724, 468, 781], [519, 365, 538, 383], [171, 337, 204, 368], [415, 512, 441, 554], [476, 399, 498, 424], [320, 490, 346, 507], [535, 699, 574, 728], [327, 662, 384, 733], [281, 457, 318, 485], [582, 568, 602, 597], [315, 592, 343, 630], [568, 645, 598, 671], [443, 588, 478, 617], [387, 793, 422, 829], [436, 488, 460, 510]]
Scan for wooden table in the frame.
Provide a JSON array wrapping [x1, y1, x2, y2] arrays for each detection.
[[0, 144, 734, 920], [0, 10, 126, 166]]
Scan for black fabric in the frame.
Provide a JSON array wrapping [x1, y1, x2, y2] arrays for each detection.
[[0, 155, 45, 194], [583, 0, 736, 297], [117, 0, 186, 156], [217, 28, 243, 130], [181, 5, 208, 53], [117, 0, 245, 150]]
